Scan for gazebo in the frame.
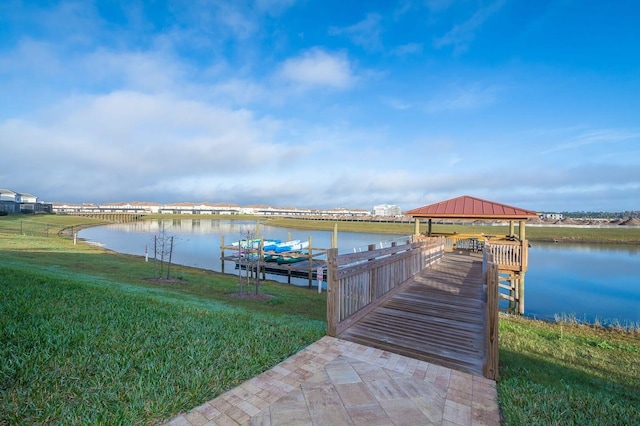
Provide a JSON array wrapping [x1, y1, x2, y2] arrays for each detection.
[[405, 195, 539, 314], [404, 195, 539, 240]]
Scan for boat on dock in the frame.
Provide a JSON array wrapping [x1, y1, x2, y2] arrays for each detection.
[[263, 240, 287, 251], [276, 253, 308, 265], [274, 240, 309, 253], [232, 238, 280, 250]]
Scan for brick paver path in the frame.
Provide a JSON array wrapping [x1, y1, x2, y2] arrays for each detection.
[[163, 336, 500, 425]]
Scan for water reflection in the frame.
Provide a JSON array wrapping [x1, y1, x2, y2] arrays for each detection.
[[78, 221, 640, 325], [527, 242, 639, 325], [78, 219, 408, 280]]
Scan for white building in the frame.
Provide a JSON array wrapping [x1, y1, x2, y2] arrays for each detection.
[[0, 189, 52, 213], [540, 213, 564, 220], [373, 204, 402, 217]]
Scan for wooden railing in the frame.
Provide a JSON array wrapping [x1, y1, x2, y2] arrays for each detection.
[[444, 235, 484, 252], [484, 239, 528, 272], [483, 252, 500, 380], [326, 237, 445, 336], [484, 239, 529, 315]]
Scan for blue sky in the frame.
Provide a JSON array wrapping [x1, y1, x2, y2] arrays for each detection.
[[1, 0, 639, 212]]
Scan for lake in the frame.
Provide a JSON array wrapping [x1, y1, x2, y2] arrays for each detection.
[[78, 219, 640, 326]]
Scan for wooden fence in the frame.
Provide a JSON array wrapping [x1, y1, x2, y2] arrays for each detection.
[[326, 237, 445, 336]]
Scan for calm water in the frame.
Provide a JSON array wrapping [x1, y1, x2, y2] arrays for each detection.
[[526, 242, 639, 325], [78, 219, 640, 325], [78, 219, 409, 285]]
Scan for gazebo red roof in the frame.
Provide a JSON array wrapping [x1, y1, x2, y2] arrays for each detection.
[[405, 195, 538, 220]]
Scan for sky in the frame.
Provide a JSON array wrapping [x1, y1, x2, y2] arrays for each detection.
[[1, 0, 639, 212]]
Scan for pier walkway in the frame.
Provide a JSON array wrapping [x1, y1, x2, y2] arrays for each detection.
[[338, 252, 486, 376], [164, 252, 500, 425], [163, 336, 500, 426]]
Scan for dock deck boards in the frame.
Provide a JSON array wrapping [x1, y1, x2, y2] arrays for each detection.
[[338, 252, 486, 376]]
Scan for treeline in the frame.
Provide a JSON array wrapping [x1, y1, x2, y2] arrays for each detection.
[[561, 211, 639, 219]]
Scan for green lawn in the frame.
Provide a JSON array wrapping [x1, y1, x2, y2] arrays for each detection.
[[498, 315, 639, 425], [0, 266, 324, 424], [1, 214, 639, 425]]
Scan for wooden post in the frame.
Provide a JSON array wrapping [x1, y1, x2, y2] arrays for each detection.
[[332, 223, 338, 248], [518, 272, 526, 315], [521, 238, 529, 272], [510, 275, 517, 313], [428, 218, 432, 236], [368, 244, 376, 302], [483, 262, 499, 380], [326, 248, 339, 336], [519, 222, 526, 315], [260, 240, 266, 280], [414, 218, 420, 236], [509, 220, 515, 237], [308, 235, 313, 288]]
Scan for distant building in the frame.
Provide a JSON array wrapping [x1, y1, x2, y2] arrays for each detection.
[[373, 204, 402, 217], [540, 213, 564, 220], [159, 202, 240, 215], [0, 189, 53, 214]]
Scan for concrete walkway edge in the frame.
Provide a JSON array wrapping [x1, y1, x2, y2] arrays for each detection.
[[163, 336, 501, 425]]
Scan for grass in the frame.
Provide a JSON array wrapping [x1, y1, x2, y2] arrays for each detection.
[[1, 214, 327, 424], [0, 216, 327, 321], [498, 315, 639, 425], [1, 214, 639, 424], [0, 214, 108, 236], [0, 266, 324, 424]]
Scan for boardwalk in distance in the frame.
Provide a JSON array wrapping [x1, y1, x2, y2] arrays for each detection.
[[338, 252, 486, 376]]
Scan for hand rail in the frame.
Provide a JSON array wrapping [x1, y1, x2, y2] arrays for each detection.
[[326, 237, 445, 336]]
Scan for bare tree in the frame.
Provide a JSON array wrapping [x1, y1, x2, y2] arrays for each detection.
[[152, 222, 176, 280], [237, 226, 262, 295]]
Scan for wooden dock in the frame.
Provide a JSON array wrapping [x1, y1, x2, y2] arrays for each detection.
[[233, 258, 327, 283], [337, 252, 486, 376]]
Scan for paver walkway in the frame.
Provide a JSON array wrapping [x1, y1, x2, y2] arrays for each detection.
[[163, 336, 500, 426]]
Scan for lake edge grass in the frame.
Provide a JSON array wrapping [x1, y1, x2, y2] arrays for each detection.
[[1, 214, 639, 424], [498, 314, 639, 425]]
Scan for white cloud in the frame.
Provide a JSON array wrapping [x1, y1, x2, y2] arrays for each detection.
[[540, 129, 640, 155], [386, 98, 412, 110], [434, 0, 506, 53], [0, 91, 298, 200], [278, 49, 356, 89], [427, 84, 501, 112], [84, 49, 186, 92], [215, 3, 257, 40], [329, 13, 383, 51]]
